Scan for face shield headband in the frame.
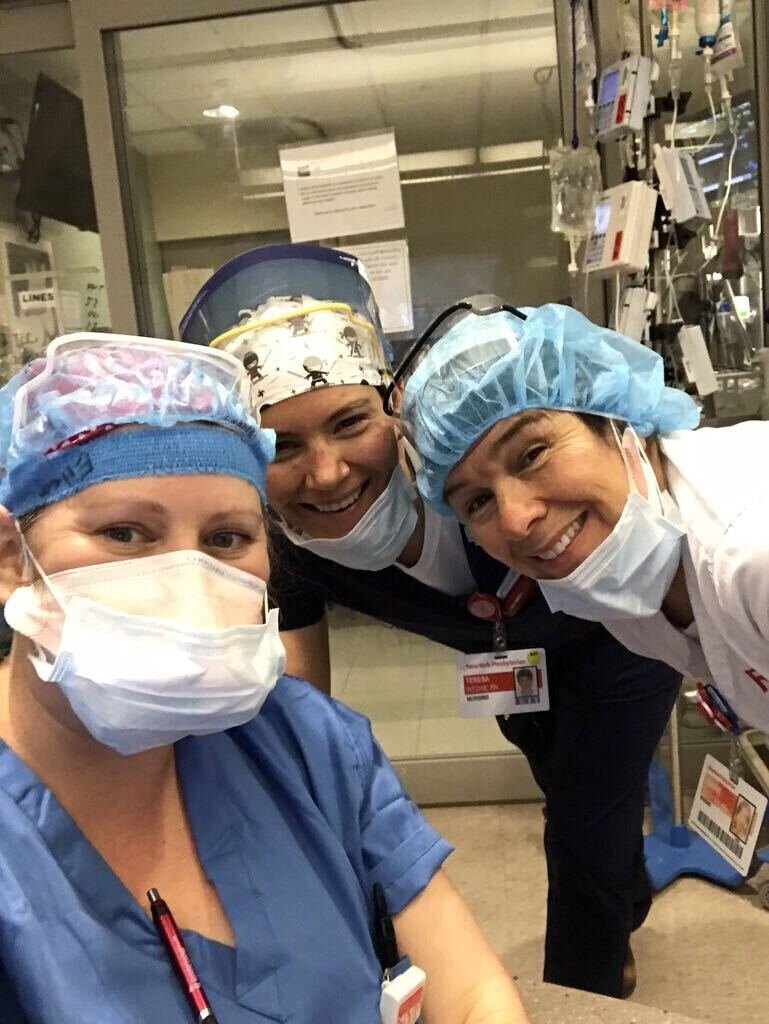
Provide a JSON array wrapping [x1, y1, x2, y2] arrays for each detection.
[[385, 296, 527, 430]]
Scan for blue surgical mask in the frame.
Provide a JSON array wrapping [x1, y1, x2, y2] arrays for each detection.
[[537, 427, 685, 622], [280, 464, 419, 571]]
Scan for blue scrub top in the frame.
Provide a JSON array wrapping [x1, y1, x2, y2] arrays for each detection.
[[0, 676, 452, 1024]]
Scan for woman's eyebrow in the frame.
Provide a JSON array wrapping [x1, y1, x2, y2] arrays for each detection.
[[487, 411, 549, 459], [76, 498, 168, 517], [444, 411, 548, 503], [325, 399, 371, 425], [203, 508, 264, 528]]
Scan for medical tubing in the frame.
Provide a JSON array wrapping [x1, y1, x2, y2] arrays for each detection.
[[571, 0, 579, 148], [695, 87, 718, 156], [669, 700, 684, 826], [714, 124, 739, 240]]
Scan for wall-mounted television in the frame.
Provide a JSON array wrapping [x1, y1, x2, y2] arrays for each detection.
[[16, 73, 98, 233]]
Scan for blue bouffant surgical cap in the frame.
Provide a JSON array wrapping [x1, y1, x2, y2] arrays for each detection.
[[0, 333, 275, 516], [401, 303, 700, 514]]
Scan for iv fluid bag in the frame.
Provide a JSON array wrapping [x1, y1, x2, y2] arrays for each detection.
[[549, 145, 602, 238]]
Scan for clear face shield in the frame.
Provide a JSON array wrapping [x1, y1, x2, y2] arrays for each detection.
[[385, 296, 528, 445], [179, 244, 387, 348], [178, 246, 393, 416]]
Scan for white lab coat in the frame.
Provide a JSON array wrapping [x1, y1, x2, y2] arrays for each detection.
[[604, 422, 769, 732]]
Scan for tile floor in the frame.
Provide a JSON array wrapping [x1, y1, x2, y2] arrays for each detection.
[[425, 803, 769, 1024], [329, 608, 510, 758], [329, 610, 769, 1024]]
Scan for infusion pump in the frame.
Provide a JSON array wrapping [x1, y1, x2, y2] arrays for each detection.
[[654, 145, 711, 226], [584, 181, 658, 276], [595, 55, 655, 141]]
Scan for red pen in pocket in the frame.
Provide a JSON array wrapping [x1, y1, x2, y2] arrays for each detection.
[[148, 888, 219, 1024]]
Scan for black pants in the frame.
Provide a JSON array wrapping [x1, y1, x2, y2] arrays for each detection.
[[497, 632, 681, 998]]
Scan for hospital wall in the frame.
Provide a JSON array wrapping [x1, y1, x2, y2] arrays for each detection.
[[146, 147, 568, 336]]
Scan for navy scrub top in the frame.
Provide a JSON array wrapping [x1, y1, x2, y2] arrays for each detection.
[[0, 676, 452, 1024]]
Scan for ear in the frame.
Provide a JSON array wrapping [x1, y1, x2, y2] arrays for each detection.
[[0, 506, 26, 603], [388, 379, 405, 419]]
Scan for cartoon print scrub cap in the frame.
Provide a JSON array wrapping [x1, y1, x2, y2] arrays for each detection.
[[180, 243, 392, 413]]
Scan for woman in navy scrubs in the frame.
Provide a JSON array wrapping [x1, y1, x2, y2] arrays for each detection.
[[180, 246, 682, 999]]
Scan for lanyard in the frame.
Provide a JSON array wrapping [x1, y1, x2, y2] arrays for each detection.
[[466, 571, 537, 652]]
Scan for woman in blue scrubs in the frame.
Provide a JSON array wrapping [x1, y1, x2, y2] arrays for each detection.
[[0, 334, 527, 1024]]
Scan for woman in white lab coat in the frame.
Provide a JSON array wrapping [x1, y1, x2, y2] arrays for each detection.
[[397, 300, 769, 733]]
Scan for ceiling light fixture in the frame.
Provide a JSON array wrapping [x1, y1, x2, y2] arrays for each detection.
[[203, 104, 240, 119]]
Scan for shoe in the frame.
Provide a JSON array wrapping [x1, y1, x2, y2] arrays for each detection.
[[621, 946, 637, 999]]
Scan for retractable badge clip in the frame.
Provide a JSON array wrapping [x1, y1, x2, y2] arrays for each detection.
[[373, 883, 426, 1024], [466, 570, 537, 657]]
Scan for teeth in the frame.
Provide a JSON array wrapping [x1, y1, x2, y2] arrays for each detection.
[[310, 485, 363, 513], [538, 516, 584, 560]]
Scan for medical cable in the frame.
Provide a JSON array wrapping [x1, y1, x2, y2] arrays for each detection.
[[570, 0, 579, 148]]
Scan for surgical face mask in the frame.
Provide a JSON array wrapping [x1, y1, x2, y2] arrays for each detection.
[[4, 548, 286, 755], [537, 426, 685, 622], [280, 463, 419, 571]]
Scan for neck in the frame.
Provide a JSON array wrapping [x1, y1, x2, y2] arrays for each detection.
[[646, 437, 668, 496], [649, 441, 695, 629], [661, 559, 694, 629], [396, 498, 426, 568], [0, 639, 178, 829]]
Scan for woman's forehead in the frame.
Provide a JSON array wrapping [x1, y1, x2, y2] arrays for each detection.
[[260, 383, 382, 431], [60, 474, 264, 517]]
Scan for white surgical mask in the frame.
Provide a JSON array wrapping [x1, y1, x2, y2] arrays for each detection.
[[280, 463, 419, 571], [537, 426, 685, 622], [5, 549, 286, 755]]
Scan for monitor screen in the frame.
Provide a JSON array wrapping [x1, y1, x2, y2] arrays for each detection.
[[594, 200, 611, 235], [599, 69, 620, 106], [694, 96, 758, 197], [16, 74, 98, 233]]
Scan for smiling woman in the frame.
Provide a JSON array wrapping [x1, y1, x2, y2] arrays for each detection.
[[402, 299, 769, 735], [0, 330, 528, 1024], [443, 409, 636, 579], [401, 302, 697, 620], [262, 385, 399, 540], [181, 244, 426, 575]]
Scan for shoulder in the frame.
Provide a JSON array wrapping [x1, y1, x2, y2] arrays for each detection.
[[268, 524, 352, 626], [233, 675, 377, 794], [712, 497, 769, 623], [663, 424, 769, 553]]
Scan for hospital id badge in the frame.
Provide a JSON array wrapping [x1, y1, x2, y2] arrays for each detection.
[[457, 648, 549, 718], [380, 962, 426, 1024], [688, 754, 768, 875]]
